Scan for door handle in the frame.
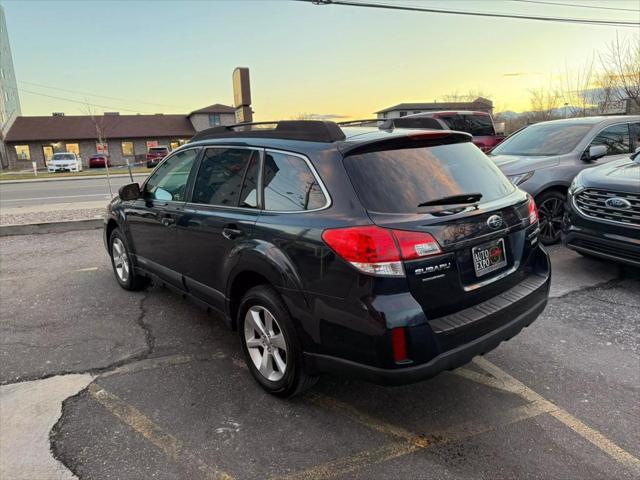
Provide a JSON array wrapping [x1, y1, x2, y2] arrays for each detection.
[[161, 217, 175, 227], [222, 227, 244, 240]]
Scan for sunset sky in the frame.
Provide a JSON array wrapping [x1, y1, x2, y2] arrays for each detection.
[[4, 0, 638, 120]]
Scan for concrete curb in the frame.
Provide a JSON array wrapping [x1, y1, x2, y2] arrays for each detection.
[[0, 172, 148, 185], [0, 219, 103, 237]]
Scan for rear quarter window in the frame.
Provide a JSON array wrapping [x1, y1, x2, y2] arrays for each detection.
[[344, 142, 515, 214]]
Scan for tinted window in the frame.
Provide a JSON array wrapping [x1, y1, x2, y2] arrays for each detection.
[[239, 154, 259, 208], [344, 143, 515, 214], [632, 123, 640, 149], [464, 114, 495, 136], [437, 114, 494, 136], [192, 148, 256, 207], [491, 123, 592, 156], [144, 148, 197, 202], [263, 152, 327, 211], [590, 123, 631, 155]]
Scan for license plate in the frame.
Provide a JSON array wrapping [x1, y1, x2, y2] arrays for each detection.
[[472, 238, 507, 277]]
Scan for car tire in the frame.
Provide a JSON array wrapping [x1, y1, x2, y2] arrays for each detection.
[[238, 285, 317, 397], [109, 229, 148, 291], [536, 190, 565, 245]]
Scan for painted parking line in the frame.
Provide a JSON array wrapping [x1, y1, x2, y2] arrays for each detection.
[[0, 266, 99, 282], [472, 357, 640, 475], [282, 393, 551, 480], [88, 383, 234, 480]]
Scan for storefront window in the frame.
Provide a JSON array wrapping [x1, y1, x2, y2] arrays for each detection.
[[66, 143, 80, 155], [121, 141, 134, 156], [146, 140, 158, 150], [170, 141, 179, 151], [15, 145, 30, 161]]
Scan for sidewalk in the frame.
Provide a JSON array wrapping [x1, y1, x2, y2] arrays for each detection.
[[0, 201, 108, 226]]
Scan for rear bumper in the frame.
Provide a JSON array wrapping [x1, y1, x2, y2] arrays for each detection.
[[304, 261, 550, 386], [304, 290, 546, 385]]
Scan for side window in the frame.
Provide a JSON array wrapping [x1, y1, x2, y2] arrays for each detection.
[[192, 148, 256, 207], [144, 148, 198, 202], [590, 124, 631, 155], [263, 151, 327, 212], [631, 122, 640, 150]]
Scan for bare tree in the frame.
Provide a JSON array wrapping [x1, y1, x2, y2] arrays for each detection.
[[440, 90, 491, 103], [528, 84, 562, 121], [561, 57, 596, 118], [598, 33, 640, 113]]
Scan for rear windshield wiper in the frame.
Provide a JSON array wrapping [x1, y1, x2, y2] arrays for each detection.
[[418, 193, 483, 208]]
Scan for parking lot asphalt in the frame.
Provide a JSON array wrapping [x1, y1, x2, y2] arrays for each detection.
[[1, 230, 638, 480]]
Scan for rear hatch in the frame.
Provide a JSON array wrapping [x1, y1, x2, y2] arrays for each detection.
[[342, 137, 539, 319]]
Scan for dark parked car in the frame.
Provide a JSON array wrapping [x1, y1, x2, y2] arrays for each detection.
[[146, 146, 170, 168], [490, 116, 640, 245], [104, 121, 550, 397], [563, 148, 640, 267], [89, 154, 112, 168]]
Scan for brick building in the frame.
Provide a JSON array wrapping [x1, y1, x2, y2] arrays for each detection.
[[4, 103, 236, 169]]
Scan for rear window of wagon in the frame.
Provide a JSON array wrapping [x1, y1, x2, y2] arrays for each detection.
[[344, 142, 515, 214]]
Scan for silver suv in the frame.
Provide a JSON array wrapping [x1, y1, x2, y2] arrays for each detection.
[[490, 115, 640, 244]]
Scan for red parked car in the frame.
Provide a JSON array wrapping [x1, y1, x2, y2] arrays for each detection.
[[146, 146, 170, 168], [88, 154, 112, 168], [395, 111, 506, 152]]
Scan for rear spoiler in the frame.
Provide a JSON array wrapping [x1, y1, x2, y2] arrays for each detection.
[[338, 117, 445, 130], [339, 130, 472, 157]]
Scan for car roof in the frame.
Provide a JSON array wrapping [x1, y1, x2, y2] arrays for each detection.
[[530, 115, 640, 126], [186, 121, 472, 154]]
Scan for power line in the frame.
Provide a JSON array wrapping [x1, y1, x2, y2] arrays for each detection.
[[302, 0, 639, 27], [6, 86, 153, 114], [510, 0, 639, 13], [18, 80, 182, 109]]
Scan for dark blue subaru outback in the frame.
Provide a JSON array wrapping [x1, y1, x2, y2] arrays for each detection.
[[104, 121, 550, 397]]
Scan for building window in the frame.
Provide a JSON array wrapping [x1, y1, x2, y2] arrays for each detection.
[[15, 145, 31, 161], [42, 146, 54, 162], [121, 141, 134, 156], [399, 111, 407, 117], [66, 143, 80, 155], [96, 142, 109, 154], [209, 113, 221, 126], [170, 141, 179, 151], [146, 140, 158, 150]]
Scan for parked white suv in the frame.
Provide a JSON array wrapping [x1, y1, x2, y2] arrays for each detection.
[[48, 152, 83, 173]]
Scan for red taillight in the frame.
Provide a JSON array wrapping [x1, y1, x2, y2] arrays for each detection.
[[391, 229, 441, 260], [528, 195, 538, 224], [321, 226, 441, 277], [391, 327, 408, 363]]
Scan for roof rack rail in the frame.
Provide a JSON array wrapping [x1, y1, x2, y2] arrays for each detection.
[[190, 120, 346, 143]]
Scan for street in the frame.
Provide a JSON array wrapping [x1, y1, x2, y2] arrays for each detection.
[[0, 175, 147, 208], [1, 230, 638, 480]]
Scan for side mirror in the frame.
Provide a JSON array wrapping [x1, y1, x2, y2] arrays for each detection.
[[584, 145, 607, 162], [118, 182, 140, 201]]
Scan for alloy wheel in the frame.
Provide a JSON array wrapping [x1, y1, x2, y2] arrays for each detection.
[[111, 238, 130, 283], [243, 305, 288, 382], [538, 196, 564, 244]]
